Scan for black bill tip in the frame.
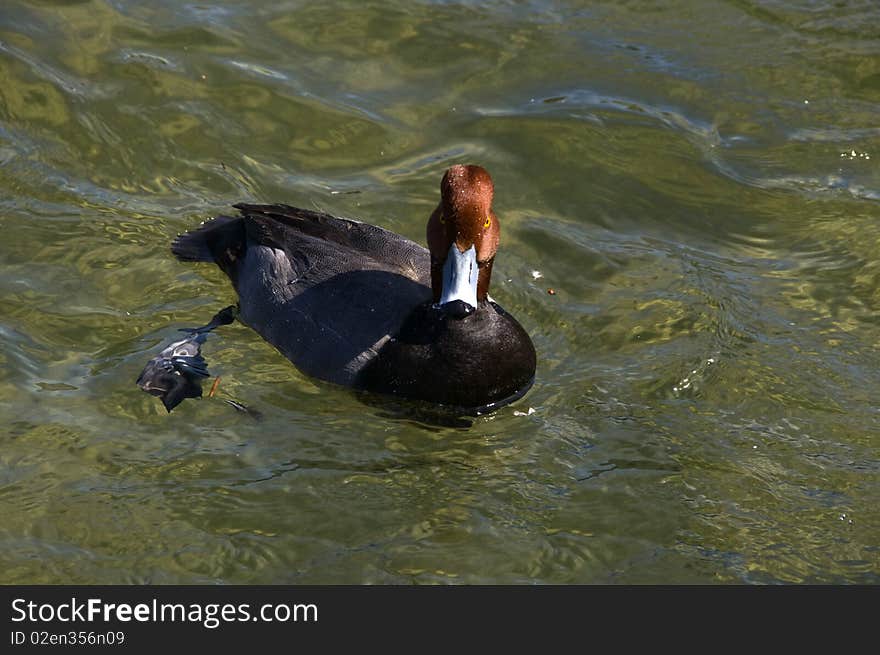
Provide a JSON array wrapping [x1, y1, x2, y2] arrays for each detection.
[[440, 299, 475, 319]]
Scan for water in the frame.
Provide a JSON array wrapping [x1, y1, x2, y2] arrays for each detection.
[[1, 0, 878, 584]]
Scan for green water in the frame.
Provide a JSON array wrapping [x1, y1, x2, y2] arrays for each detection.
[[1, 0, 878, 584]]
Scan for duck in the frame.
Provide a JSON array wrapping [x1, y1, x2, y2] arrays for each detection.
[[170, 164, 536, 413]]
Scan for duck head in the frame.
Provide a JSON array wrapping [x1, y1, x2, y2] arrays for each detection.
[[426, 164, 499, 319]]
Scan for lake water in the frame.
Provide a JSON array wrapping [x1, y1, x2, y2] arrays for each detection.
[[1, 0, 878, 583]]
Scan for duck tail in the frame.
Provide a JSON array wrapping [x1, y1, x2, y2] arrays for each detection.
[[171, 215, 243, 263]]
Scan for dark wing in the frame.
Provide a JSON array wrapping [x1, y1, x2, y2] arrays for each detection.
[[234, 203, 430, 285], [172, 203, 430, 286]]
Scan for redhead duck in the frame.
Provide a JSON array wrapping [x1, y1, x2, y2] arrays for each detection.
[[170, 164, 536, 413]]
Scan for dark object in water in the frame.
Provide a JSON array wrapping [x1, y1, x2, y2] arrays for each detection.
[[223, 398, 263, 421], [136, 305, 236, 412], [169, 165, 536, 413]]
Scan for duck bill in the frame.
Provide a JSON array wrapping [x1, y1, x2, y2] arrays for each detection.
[[439, 242, 478, 314]]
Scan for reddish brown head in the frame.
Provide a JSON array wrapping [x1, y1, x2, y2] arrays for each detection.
[[426, 165, 499, 314]]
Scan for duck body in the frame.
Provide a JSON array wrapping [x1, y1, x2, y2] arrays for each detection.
[[171, 166, 536, 412]]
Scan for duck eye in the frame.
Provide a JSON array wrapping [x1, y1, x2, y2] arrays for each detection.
[[484, 215, 491, 229]]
